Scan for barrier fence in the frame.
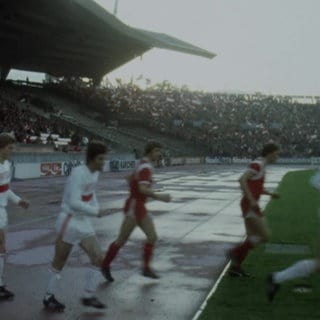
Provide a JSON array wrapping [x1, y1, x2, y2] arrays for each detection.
[[11, 157, 318, 180]]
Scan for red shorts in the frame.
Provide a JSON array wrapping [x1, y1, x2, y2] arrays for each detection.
[[0, 184, 9, 193], [124, 198, 147, 222], [240, 197, 263, 218]]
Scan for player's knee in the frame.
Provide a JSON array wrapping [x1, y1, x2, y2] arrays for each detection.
[[248, 234, 268, 245], [0, 242, 5, 253], [154, 233, 158, 243], [53, 253, 68, 269], [116, 237, 127, 247], [262, 230, 271, 242], [260, 234, 269, 243], [93, 259, 101, 268], [52, 259, 64, 271], [92, 254, 103, 267], [248, 225, 270, 243], [148, 233, 158, 244]]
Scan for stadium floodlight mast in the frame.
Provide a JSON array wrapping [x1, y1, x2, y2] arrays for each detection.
[[113, 0, 119, 16]]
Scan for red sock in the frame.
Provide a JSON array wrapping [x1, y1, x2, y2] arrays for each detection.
[[231, 239, 254, 267], [143, 243, 154, 270], [102, 242, 121, 268]]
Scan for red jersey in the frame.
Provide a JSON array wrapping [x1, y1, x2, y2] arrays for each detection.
[[245, 159, 265, 200], [240, 158, 266, 217], [128, 158, 153, 202], [124, 158, 153, 221]]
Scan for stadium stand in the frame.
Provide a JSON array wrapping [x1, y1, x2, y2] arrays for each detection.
[[44, 80, 320, 158], [1, 0, 318, 159], [0, 82, 86, 152], [2, 81, 203, 156], [3, 80, 320, 158], [0, 0, 215, 157]]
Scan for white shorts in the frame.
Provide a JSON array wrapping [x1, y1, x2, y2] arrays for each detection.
[[55, 212, 95, 245], [0, 208, 8, 229]]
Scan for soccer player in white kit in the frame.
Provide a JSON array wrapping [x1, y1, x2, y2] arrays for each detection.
[[0, 133, 29, 300], [43, 140, 108, 311], [266, 169, 320, 301]]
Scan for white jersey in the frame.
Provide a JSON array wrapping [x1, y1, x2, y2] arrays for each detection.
[[61, 165, 100, 217], [0, 160, 20, 208], [56, 165, 100, 244]]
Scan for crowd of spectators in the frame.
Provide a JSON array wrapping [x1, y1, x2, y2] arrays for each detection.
[[2, 78, 320, 157], [0, 84, 85, 150], [46, 79, 320, 158]]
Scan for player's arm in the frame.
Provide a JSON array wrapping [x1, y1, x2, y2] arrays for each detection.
[[138, 184, 171, 202], [7, 189, 29, 209], [69, 171, 99, 216], [92, 192, 109, 218], [137, 167, 171, 202], [91, 192, 102, 214], [125, 173, 134, 184], [239, 171, 258, 207], [262, 189, 280, 199]]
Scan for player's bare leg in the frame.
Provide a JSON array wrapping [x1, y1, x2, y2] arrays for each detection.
[[245, 216, 270, 242], [229, 215, 269, 277], [267, 258, 320, 302], [43, 140, 108, 310], [0, 135, 30, 300], [268, 177, 320, 301], [43, 237, 72, 311], [138, 214, 159, 279], [80, 236, 106, 309], [101, 216, 137, 281], [102, 142, 170, 281], [0, 229, 13, 300], [115, 215, 137, 246], [229, 144, 279, 277]]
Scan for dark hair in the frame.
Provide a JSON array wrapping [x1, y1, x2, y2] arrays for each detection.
[[261, 143, 279, 157], [0, 133, 15, 149], [144, 141, 162, 155], [86, 140, 107, 163]]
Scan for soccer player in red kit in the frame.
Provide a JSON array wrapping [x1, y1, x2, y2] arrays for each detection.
[[228, 143, 280, 277], [101, 142, 171, 281]]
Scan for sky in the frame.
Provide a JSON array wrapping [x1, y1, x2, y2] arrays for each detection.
[[9, 0, 320, 95]]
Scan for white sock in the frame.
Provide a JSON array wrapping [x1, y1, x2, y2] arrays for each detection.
[[0, 254, 5, 287], [274, 259, 318, 284], [45, 268, 61, 298], [83, 266, 100, 299]]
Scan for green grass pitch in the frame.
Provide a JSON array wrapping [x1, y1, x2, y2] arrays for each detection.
[[200, 169, 320, 320]]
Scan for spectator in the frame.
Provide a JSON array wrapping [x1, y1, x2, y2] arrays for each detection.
[[46, 79, 320, 157], [3, 79, 320, 157]]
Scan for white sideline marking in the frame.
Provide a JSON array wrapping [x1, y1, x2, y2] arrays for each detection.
[[191, 261, 231, 320], [190, 174, 285, 320]]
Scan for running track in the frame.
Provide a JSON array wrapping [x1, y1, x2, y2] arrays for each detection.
[[0, 164, 304, 320]]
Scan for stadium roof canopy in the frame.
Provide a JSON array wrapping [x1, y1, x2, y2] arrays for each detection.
[[0, 0, 216, 81]]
